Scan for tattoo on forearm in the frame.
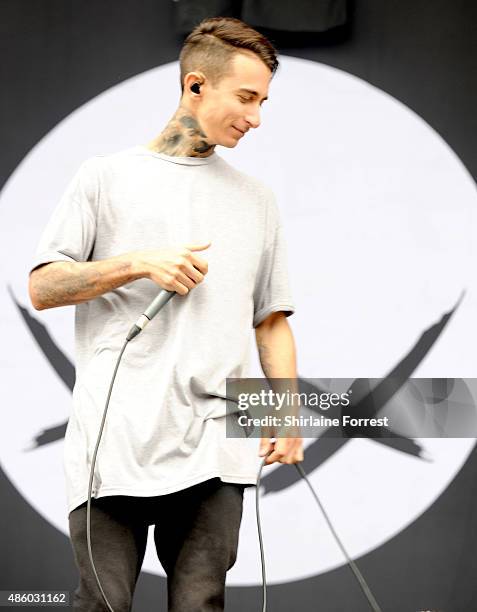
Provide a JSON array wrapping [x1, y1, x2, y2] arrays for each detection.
[[34, 260, 136, 307], [257, 337, 274, 377]]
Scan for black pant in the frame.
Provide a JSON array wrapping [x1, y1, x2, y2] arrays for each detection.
[[68, 478, 246, 611]]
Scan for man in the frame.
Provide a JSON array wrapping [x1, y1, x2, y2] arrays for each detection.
[[28, 16, 303, 612]]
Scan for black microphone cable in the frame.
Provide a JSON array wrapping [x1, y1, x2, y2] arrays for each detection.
[[86, 334, 129, 612], [255, 453, 383, 612], [86, 291, 176, 612]]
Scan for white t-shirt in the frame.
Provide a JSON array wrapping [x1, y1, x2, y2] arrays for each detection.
[[29, 145, 296, 515]]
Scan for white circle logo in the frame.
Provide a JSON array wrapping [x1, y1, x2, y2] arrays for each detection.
[[1, 56, 476, 586]]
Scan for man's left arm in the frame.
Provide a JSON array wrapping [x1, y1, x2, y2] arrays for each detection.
[[254, 311, 304, 465]]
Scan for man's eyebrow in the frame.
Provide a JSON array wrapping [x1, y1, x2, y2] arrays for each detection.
[[237, 88, 268, 101]]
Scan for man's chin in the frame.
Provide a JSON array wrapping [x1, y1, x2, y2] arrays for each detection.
[[217, 138, 239, 149]]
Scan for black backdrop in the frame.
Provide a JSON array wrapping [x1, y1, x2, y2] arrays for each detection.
[[1, 1, 476, 610]]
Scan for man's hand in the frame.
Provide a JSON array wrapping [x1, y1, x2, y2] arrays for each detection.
[[28, 242, 211, 311], [133, 242, 211, 295], [259, 434, 304, 465]]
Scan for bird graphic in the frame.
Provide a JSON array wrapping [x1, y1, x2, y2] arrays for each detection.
[[10, 284, 466, 495]]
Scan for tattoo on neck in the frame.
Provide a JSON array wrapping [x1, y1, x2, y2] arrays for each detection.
[[152, 110, 214, 157]]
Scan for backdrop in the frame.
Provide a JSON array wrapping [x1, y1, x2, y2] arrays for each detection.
[[1, 2, 477, 611]]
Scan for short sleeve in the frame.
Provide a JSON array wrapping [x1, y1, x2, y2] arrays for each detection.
[[29, 158, 100, 274], [252, 195, 296, 328]]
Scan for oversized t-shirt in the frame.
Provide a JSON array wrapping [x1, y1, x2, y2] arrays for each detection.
[[29, 145, 296, 515]]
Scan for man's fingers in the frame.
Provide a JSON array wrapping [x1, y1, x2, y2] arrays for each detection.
[[259, 437, 274, 457], [181, 243, 210, 275], [264, 439, 287, 464], [283, 439, 304, 464], [283, 449, 304, 464], [264, 439, 304, 465], [189, 254, 209, 275], [264, 450, 282, 465], [184, 262, 205, 284], [185, 242, 212, 251], [186, 243, 211, 275], [287, 441, 304, 464]]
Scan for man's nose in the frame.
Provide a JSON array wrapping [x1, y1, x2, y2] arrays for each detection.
[[245, 107, 261, 129]]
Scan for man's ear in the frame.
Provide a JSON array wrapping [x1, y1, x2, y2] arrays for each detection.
[[183, 71, 207, 96]]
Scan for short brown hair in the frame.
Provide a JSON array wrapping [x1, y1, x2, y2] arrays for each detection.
[[179, 17, 279, 93]]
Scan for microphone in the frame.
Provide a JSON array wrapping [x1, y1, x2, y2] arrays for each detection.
[[126, 289, 176, 341]]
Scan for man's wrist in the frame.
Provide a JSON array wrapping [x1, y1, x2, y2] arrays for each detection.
[[121, 252, 149, 281]]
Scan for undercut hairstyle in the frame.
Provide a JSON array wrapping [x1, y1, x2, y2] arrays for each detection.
[[179, 17, 279, 94]]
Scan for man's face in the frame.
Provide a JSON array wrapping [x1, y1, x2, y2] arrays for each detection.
[[194, 51, 272, 147]]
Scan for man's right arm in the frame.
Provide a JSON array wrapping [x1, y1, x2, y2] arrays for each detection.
[[28, 243, 211, 311], [29, 254, 144, 310]]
